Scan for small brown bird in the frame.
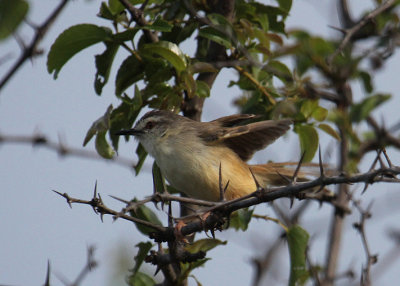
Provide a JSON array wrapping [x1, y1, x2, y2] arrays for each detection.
[[117, 110, 310, 201]]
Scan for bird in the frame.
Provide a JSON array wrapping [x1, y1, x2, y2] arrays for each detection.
[[116, 110, 313, 201]]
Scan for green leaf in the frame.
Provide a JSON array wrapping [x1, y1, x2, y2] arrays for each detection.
[[135, 143, 148, 175], [311, 106, 328, 122], [83, 105, 113, 146], [161, 21, 198, 44], [115, 55, 145, 95], [196, 80, 211, 98], [127, 272, 156, 286], [277, 0, 292, 13], [300, 100, 318, 119], [358, 70, 373, 93], [179, 259, 209, 284], [181, 71, 197, 98], [130, 200, 162, 235], [264, 60, 292, 83], [132, 242, 153, 275], [287, 225, 310, 286], [95, 131, 115, 159], [152, 162, 166, 193], [185, 239, 227, 254], [47, 24, 112, 78], [350, 93, 391, 123], [294, 125, 319, 162], [143, 41, 187, 72], [317, 123, 340, 140], [0, 0, 29, 40], [133, 85, 143, 109], [94, 42, 119, 95], [229, 208, 254, 231], [143, 55, 172, 84], [189, 62, 218, 74], [198, 27, 232, 48], [98, 2, 114, 20], [108, 0, 124, 14], [113, 28, 139, 42], [145, 17, 173, 32]]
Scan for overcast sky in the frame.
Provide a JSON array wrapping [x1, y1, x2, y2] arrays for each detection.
[[1, 1, 400, 285]]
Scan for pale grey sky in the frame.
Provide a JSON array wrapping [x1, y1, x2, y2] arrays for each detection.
[[1, 1, 400, 285]]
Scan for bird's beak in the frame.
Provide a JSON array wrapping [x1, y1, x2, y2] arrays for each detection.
[[115, 128, 144, 136]]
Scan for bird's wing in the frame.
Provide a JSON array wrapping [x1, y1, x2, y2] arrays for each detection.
[[200, 119, 292, 161], [211, 114, 257, 127]]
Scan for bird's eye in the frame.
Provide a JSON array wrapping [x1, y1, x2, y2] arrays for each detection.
[[145, 121, 155, 130]]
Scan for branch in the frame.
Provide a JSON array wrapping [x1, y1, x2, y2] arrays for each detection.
[[150, 166, 400, 242], [51, 246, 97, 286], [53, 185, 166, 233], [328, 0, 396, 64], [181, 0, 236, 120], [0, 0, 70, 92], [118, 0, 158, 43], [352, 202, 377, 286], [0, 132, 136, 169]]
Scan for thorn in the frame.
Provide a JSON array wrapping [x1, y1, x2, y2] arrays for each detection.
[[210, 228, 215, 239], [224, 180, 230, 194], [293, 152, 306, 184], [52, 190, 72, 208], [378, 155, 386, 169], [219, 162, 225, 201], [316, 184, 326, 193], [98, 193, 103, 204], [249, 167, 262, 190], [93, 180, 98, 198], [328, 24, 346, 34], [362, 183, 370, 194], [382, 148, 393, 168], [290, 196, 295, 208], [204, 229, 212, 238], [154, 265, 162, 276], [318, 146, 324, 177], [168, 203, 173, 228], [44, 260, 51, 286], [109, 195, 130, 204], [276, 170, 291, 184]]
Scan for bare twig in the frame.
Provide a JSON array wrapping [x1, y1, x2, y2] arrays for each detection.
[[0, 0, 70, 91], [53, 189, 166, 232], [118, 0, 158, 43], [328, 0, 396, 64], [53, 246, 98, 286], [352, 202, 377, 286], [149, 166, 400, 242], [0, 133, 136, 169]]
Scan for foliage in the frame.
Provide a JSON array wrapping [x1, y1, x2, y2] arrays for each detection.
[[1, 0, 395, 285]]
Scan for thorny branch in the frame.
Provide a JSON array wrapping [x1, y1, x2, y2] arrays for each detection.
[[0, 132, 136, 169], [53, 183, 165, 232], [47, 246, 97, 286], [55, 165, 400, 244], [352, 201, 377, 286], [328, 0, 397, 64], [118, 0, 158, 43], [0, 0, 70, 92]]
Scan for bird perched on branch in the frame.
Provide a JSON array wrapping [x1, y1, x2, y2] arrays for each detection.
[[117, 110, 318, 201]]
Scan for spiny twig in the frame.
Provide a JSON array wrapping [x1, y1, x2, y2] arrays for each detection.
[[327, 0, 396, 64], [150, 166, 400, 242], [53, 185, 165, 232], [0, 0, 70, 91], [0, 132, 136, 169]]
